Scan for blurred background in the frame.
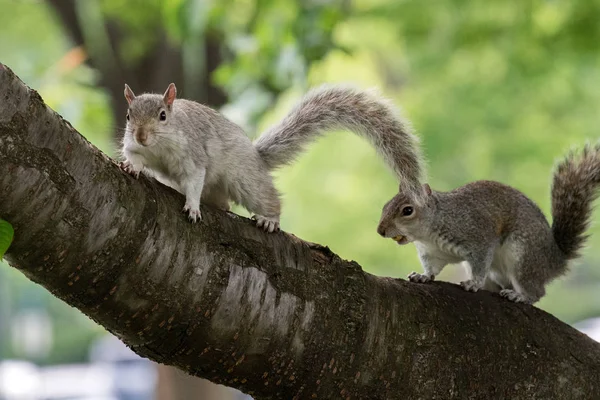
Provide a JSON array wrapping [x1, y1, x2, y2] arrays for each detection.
[[2, 0, 600, 398]]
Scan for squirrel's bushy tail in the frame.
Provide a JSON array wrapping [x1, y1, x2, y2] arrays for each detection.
[[551, 143, 600, 260], [253, 85, 425, 198]]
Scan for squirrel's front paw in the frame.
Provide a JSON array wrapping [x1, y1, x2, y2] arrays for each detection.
[[119, 160, 141, 179], [183, 204, 201, 223], [460, 279, 483, 292], [408, 272, 434, 283]]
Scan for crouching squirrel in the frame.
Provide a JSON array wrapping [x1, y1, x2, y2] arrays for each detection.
[[120, 84, 424, 232]]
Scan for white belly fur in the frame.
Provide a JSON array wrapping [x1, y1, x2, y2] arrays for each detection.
[[489, 238, 522, 290], [416, 236, 523, 291]]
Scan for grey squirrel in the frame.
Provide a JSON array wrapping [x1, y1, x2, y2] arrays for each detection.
[[377, 144, 600, 304], [120, 83, 424, 232]]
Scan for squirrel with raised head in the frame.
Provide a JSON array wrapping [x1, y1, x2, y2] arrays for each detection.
[[377, 141, 600, 304], [120, 83, 423, 232]]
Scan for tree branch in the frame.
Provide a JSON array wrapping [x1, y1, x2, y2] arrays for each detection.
[[1, 65, 599, 399]]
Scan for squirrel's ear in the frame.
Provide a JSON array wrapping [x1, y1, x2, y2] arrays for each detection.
[[163, 83, 177, 107], [124, 84, 136, 104], [423, 183, 432, 196]]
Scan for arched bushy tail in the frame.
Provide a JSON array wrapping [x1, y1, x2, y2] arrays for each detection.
[[253, 85, 426, 200], [551, 143, 600, 260]]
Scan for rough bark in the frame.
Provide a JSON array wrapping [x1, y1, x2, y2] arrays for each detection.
[[1, 65, 599, 400]]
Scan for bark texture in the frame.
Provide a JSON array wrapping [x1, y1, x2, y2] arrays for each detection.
[[1, 65, 599, 400]]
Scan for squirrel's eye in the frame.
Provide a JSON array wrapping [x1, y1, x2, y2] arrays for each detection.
[[159, 110, 167, 121], [126, 113, 130, 121], [402, 206, 413, 216]]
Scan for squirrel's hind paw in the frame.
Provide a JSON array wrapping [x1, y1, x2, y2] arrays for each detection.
[[500, 289, 532, 304], [408, 272, 435, 283], [253, 215, 280, 233]]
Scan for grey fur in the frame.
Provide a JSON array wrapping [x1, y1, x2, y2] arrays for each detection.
[[121, 83, 424, 231], [255, 85, 426, 201], [121, 84, 280, 231], [551, 144, 600, 259], [377, 145, 600, 304]]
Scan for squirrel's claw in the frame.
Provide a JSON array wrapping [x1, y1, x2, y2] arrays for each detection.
[[252, 215, 280, 233], [408, 271, 434, 283], [183, 204, 202, 223], [500, 289, 531, 304], [119, 160, 140, 179]]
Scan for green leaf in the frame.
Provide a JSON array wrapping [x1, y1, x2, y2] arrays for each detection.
[[0, 219, 14, 259]]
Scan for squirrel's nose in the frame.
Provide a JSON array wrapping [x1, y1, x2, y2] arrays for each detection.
[[377, 224, 386, 237], [135, 128, 148, 146]]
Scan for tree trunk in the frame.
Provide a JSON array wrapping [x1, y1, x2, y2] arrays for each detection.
[[1, 65, 599, 400]]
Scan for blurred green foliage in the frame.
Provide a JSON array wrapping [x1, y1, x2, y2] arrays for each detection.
[[1, 0, 600, 364]]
